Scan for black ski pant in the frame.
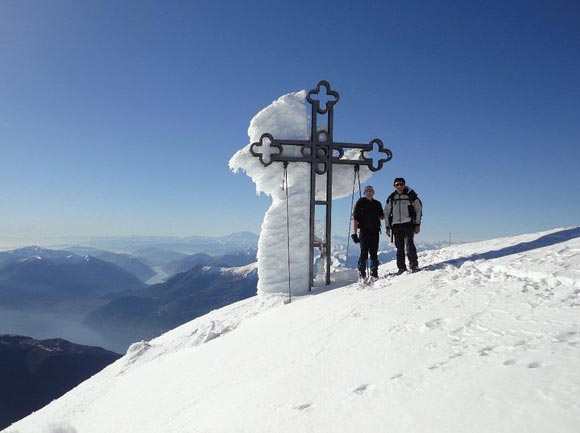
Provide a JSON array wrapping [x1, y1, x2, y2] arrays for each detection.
[[358, 229, 380, 275], [393, 223, 418, 271]]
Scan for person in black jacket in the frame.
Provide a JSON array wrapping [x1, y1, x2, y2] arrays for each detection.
[[352, 185, 384, 279], [385, 177, 423, 274]]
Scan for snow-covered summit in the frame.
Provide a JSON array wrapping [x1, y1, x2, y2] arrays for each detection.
[[5, 227, 580, 433]]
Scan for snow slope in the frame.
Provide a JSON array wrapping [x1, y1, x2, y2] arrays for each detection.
[[5, 227, 580, 433]]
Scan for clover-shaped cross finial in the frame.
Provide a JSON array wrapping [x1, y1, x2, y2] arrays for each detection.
[[307, 80, 340, 115], [361, 139, 393, 172], [250, 133, 282, 166]]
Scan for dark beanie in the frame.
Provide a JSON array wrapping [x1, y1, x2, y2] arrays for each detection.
[[393, 177, 406, 185]]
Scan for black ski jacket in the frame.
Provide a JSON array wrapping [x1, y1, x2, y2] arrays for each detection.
[[353, 198, 384, 232]]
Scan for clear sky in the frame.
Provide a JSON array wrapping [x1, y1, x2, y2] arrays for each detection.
[[1, 0, 579, 247]]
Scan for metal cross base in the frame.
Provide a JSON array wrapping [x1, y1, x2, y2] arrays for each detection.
[[250, 80, 393, 289]]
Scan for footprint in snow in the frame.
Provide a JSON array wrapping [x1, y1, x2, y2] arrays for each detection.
[[479, 346, 495, 356], [555, 330, 580, 344], [353, 384, 370, 395], [527, 362, 542, 369], [422, 318, 448, 331], [294, 403, 312, 411], [503, 359, 517, 366], [428, 361, 449, 370]]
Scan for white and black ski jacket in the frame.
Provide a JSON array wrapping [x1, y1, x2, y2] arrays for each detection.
[[384, 187, 423, 228]]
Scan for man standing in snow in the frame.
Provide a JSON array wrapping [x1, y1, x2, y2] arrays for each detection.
[[385, 177, 423, 274], [352, 185, 384, 280]]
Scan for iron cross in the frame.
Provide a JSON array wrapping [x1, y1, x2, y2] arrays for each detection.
[[250, 80, 393, 288]]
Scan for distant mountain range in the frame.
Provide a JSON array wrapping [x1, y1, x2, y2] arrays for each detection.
[[54, 232, 260, 257], [0, 247, 145, 308], [162, 248, 258, 277], [84, 263, 258, 349], [0, 246, 74, 269], [0, 334, 120, 430], [63, 246, 156, 282], [0, 245, 259, 352], [129, 247, 189, 268]]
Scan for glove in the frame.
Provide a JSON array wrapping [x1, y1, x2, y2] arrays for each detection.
[[351, 233, 359, 244]]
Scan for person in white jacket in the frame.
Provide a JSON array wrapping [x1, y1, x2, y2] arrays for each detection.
[[384, 177, 423, 274]]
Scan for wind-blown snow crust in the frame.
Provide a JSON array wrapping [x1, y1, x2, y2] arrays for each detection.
[[5, 227, 580, 433]]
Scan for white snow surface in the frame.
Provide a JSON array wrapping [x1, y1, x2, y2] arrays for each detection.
[[5, 227, 580, 433], [229, 90, 373, 296]]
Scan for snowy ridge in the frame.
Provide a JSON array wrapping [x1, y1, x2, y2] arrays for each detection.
[[5, 227, 580, 433], [219, 262, 258, 278]]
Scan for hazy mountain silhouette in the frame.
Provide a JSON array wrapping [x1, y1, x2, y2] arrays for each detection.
[[130, 247, 189, 268], [0, 334, 120, 430], [0, 248, 145, 308], [62, 246, 156, 282], [163, 249, 258, 277], [84, 264, 258, 350]]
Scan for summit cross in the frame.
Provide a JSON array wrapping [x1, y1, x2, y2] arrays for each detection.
[[250, 80, 393, 289]]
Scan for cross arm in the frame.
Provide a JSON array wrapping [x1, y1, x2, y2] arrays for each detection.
[[331, 138, 393, 172]]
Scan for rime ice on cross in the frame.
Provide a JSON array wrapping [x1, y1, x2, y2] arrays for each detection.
[[250, 80, 393, 289]]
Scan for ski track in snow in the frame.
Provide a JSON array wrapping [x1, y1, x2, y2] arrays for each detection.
[[5, 227, 580, 433]]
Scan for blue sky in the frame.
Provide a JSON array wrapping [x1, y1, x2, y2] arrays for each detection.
[[1, 0, 579, 247]]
